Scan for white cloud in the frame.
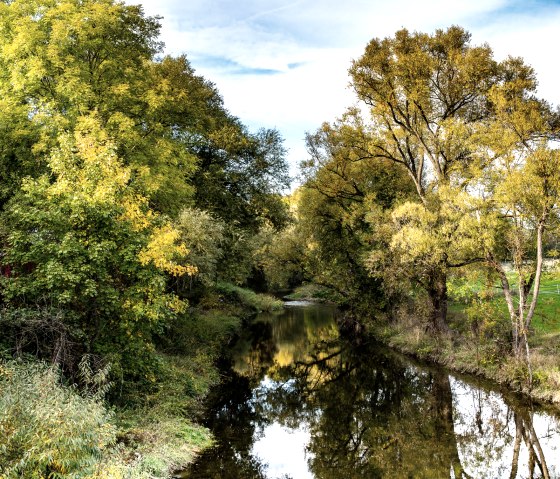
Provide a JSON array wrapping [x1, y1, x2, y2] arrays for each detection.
[[129, 0, 560, 180]]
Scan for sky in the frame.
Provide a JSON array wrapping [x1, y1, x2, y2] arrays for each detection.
[[125, 0, 560, 182]]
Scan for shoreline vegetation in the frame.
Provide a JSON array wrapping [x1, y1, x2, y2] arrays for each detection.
[[287, 282, 560, 408], [1, 285, 282, 478], [368, 311, 560, 407], [1, 0, 560, 476], [258, 277, 560, 418], [0, 0, 290, 475], [264, 23, 560, 422]]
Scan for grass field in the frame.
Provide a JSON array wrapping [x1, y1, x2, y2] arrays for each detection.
[[448, 272, 560, 335]]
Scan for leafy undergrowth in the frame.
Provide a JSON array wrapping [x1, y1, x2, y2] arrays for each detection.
[[0, 285, 277, 478], [215, 281, 284, 312], [111, 303, 247, 477]]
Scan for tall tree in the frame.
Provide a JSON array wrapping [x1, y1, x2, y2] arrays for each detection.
[[0, 0, 198, 381], [347, 26, 540, 332], [472, 65, 560, 361], [1, 116, 192, 381], [297, 114, 414, 305]]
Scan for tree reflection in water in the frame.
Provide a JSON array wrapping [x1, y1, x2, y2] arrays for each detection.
[[186, 303, 560, 479]]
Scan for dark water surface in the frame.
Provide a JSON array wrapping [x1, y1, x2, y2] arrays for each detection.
[[185, 302, 560, 478]]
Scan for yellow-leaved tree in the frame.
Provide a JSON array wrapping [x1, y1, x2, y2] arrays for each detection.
[[2, 114, 195, 383]]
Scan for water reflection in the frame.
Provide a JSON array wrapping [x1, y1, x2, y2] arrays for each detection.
[[186, 303, 560, 478]]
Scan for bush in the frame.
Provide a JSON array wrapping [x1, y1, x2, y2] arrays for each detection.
[[0, 360, 117, 479]]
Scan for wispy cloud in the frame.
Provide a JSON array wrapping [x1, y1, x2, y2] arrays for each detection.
[[243, 1, 307, 23], [194, 55, 283, 75]]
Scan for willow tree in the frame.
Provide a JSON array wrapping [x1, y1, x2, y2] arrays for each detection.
[[348, 26, 541, 332]]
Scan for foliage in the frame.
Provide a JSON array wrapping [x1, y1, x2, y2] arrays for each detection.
[[283, 283, 344, 303], [0, 360, 116, 478], [1, 118, 191, 385], [215, 282, 283, 312], [298, 24, 560, 359], [0, 0, 290, 389], [292, 114, 415, 306], [344, 26, 554, 333], [112, 416, 212, 479], [0, 0, 292, 475], [175, 208, 225, 289], [192, 126, 291, 232]]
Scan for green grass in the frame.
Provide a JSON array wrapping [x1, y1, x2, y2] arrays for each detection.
[[284, 283, 344, 303], [214, 281, 284, 312], [448, 272, 560, 335]]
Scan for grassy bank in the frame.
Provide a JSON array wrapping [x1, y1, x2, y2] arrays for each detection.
[[284, 283, 344, 303], [0, 284, 282, 479], [108, 283, 284, 477], [369, 273, 560, 406]]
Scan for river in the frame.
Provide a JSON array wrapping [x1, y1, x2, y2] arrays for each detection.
[[185, 301, 560, 478]]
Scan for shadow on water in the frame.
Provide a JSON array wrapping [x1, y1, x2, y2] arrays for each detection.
[[184, 302, 560, 479]]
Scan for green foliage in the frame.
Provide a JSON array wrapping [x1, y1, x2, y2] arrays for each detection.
[[1, 120, 190, 384], [258, 222, 308, 290], [0, 360, 116, 478], [284, 283, 344, 303], [192, 126, 290, 232], [113, 415, 212, 479], [175, 208, 226, 288], [215, 282, 283, 312], [297, 24, 559, 348], [0, 0, 292, 474], [293, 115, 415, 306]]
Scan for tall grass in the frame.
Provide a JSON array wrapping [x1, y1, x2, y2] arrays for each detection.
[[215, 281, 283, 312]]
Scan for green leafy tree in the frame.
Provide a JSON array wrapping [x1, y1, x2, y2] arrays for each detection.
[[175, 208, 225, 289], [192, 125, 290, 232], [296, 113, 414, 306], [1, 117, 191, 383], [346, 26, 547, 332], [472, 70, 560, 361], [0, 0, 204, 216]]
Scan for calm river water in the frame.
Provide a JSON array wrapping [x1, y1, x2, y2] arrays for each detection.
[[185, 301, 560, 478]]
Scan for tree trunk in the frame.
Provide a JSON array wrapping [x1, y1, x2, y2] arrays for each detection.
[[427, 268, 450, 335], [487, 254, 519, 354]]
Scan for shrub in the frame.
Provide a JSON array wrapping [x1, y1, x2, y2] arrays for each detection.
[[0, 360, 116, 479]]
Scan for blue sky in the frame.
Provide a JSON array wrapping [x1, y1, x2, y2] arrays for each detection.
[[126, 0, 560, 182]]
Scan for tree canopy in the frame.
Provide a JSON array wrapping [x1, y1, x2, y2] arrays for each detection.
[[0, 0, 290, 384], [293, 25, 560, 359]]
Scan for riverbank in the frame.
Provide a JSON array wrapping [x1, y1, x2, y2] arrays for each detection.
[[268, 283, 560, 407], [368, 314, 560, 407], [181, 299, 560, 478], [111, 284, 284, 477], [0, 285, 283, 479]]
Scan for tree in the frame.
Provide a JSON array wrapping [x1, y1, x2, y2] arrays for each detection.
[[347, 26, 542, 332], [0, 0, 164, 199], [175, 208, 225, 290], [1, 115, 193, 383], [471, 66, 560, 361], [295, 114, 414, 305], [191, 125, 291, 231]]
